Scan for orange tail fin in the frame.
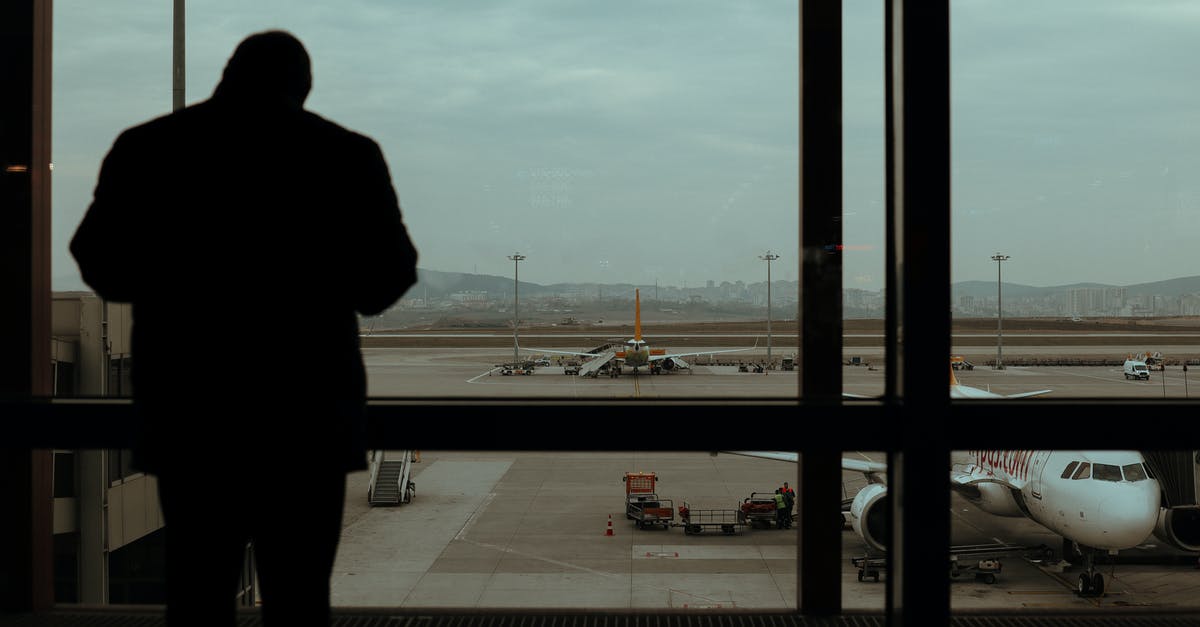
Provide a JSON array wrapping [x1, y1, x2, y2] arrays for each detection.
[[635, 289, 642, 341], [950, 364, 959, 387]]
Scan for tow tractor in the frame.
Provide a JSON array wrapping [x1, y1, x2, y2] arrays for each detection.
[[623, 472, 674, 530]]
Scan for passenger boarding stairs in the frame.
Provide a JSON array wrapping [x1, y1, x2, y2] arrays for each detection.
[[367, 450, 416, 506]]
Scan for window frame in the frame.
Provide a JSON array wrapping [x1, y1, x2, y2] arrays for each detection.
[[6, 1, 1200, 625]]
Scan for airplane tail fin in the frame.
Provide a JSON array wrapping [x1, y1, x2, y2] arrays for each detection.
[[950, 364, 959, 387], [635, 288, 642, 341]]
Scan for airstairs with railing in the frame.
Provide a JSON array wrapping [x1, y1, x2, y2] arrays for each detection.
[[367, 450, 416, 506]]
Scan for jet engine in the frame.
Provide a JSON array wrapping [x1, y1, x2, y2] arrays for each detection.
[[969, 482, 1026, 518], [849, 483, 889, 553], [658, 357, 689, 371], [1154, 506, 1200, 552]]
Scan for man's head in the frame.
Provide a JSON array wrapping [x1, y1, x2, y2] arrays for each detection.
[[214, 30, 312, 107]]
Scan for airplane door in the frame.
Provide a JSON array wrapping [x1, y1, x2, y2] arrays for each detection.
[[1029, 451, 1047, 501]]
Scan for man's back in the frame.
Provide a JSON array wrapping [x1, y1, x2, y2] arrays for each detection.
[[71, 32, 418, 472]]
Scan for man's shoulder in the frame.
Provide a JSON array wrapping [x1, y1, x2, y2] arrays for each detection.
[[114, 101, 216, 144], [299, 111, 381, 152]]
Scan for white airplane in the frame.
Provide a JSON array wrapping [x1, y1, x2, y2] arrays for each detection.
[[842, 366, 1053, 400], [522, 288, 758, 377], [724, 449, 1162, 597], [950, 367, 1052, 399]]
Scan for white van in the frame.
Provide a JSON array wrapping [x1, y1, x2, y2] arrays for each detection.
[[1123, 359, 1150, 380]]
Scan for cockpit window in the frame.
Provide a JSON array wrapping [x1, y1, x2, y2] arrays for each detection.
[[1060, 461, 1079, 479], [1092, 463, 1122, 482], [1072, 462, 1091, 480], [1122, 463, 1149, 482]]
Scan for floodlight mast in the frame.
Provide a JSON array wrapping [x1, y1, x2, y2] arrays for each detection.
[[760, 251, 780, 368], [508, 253, 526, 366], [991, 253, 1010, 370]]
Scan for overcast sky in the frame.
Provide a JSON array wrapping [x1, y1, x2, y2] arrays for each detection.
[[51, 1, 1200, 293]]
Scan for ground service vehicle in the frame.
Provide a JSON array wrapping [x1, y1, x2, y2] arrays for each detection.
[[623, 472, 673, 529], [1124, 359, 1150, 380], [628, 496, 674, 530]]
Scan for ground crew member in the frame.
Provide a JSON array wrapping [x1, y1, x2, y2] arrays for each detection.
[[773, 489, 788, 529], [781, 482, 795, 527]]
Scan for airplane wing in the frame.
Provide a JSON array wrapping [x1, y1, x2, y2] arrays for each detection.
[[999, 389, 1053, 399], [520, 346, 610, 359], [575, 351, 616, 377], [950, 385, 1054, 399], [720, 451, 887, 483], [649, 337, 760, 362], [724, 450, 798, 463]]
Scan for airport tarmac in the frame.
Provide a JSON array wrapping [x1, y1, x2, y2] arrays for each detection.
[[332, 450, 1200, 612], [335, 346, 1200, 613], [364, 346, 1200, 399]]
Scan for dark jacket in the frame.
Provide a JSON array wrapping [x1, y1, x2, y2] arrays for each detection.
[[70, 93, 418, 474]]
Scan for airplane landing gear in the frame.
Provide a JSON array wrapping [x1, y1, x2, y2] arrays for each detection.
[[1066, 540, 1106, 597]]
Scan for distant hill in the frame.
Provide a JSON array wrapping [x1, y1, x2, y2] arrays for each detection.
[[55, 266, 1200, 303], [951, 276, 1200, 301]]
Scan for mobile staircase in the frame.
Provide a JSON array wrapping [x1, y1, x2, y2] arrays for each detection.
[[367, 450, 416, 506]]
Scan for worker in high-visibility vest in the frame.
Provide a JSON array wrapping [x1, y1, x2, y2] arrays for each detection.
[[773, 490, 789, 529]]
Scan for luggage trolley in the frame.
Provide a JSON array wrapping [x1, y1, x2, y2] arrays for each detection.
[[677, 502, 747, 535]]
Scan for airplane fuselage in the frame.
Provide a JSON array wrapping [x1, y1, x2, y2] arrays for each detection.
[[956, 450, 1159, 551], [620, 340, 650, 369]]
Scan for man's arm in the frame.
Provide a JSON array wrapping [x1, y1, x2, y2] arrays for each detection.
[[351, 138, 418, 316], [70, 133, 144, 303]]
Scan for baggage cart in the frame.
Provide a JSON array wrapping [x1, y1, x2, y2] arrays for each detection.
[[677, 502, 746, 535], [741, 492, 780, 529], [628, 495, 674, 530]]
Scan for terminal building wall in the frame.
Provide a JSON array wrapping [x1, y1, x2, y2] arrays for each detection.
[[51, 292, 165, 604]]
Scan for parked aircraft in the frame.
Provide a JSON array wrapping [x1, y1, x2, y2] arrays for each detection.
[[723, 449, 1163, 597], [950, 367, 1052, 399], [521, 288, 757, 377]]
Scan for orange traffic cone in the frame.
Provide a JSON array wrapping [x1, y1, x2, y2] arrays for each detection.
[[605, 514, 614, 536]]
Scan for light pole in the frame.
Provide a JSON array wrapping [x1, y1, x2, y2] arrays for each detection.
[[991, 253, 1010, 370], [760, 251, 779, 368], [508, 253, 526, 366]]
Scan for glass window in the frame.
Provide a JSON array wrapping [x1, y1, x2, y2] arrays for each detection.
[[952, 0, 1200, 398], [1060, 460, 1079, 479], [1072, 462, 1091, 480], [53, 451, 76, 498], [1123, 462, 1149, 482], [1092, 463, 1122, 482], [53, 1, 800, 401]]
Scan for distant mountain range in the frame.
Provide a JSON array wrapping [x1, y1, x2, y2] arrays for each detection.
[[410, 269, 1200, 301], [949, 276, 1200, 301], [53, 268, 1200, 302]]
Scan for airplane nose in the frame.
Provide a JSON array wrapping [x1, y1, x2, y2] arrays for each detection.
[[1095, 483, 1160, 549]]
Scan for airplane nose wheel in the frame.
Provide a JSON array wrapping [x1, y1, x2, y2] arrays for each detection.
[[1071, 544, 1105, 597], [1077, 571, 1105, 596]]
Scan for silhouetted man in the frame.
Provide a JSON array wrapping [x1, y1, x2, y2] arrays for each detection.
[[70, 30, 418, 626]]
